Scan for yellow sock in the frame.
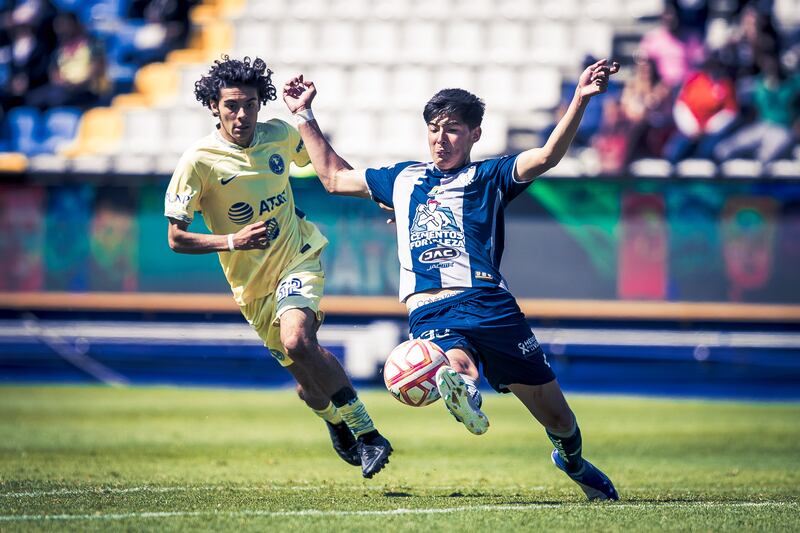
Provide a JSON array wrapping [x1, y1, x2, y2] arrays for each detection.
[[336, 397, 376, 438], [311, 402, 343, 425]]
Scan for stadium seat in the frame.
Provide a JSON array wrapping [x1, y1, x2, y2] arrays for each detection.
[[165, 109, 215, 155], [540, 0, 579, 19], [478, 65, 518, 113], [234, 21, 273, 58], [124, 108, 165, 154], [349, 66, 390, 110], [519, 68, 561, 111], [276, 21, 317, 63], [444, 21, 486, 64], [390, 65, 435, 110], [575, 21, 614, 60], [767, 160, 800, 179], [8, 107, 43, 156], [332, 111, 376, 158], [319, 21, 359, 64], [60, 107, 123, 156], [676, 159, 718, 178], [307, 66, 349, 112], [433, 66, 477, 96], [471, 112, 508, 160], [134, 62, 180, 107], [400, 20, 441, 64], [360, 21, 400, 64], [720, 159, 763, 179], [530, 21, 572, 66], [628, 158, 673, 178], [41, 107, 82, 154], [487, 20, 529, 65], [377, 111, 427, 159]]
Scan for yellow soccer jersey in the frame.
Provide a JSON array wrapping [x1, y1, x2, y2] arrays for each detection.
[[164, 119, 328, 305]]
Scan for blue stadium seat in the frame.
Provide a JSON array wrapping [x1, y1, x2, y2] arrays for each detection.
[[42, 107, 82, 153], [8, 107, 44, 156]]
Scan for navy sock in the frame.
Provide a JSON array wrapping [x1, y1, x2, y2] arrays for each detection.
[[547, 423, 584, 474]]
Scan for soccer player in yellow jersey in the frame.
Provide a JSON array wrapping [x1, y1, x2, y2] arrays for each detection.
[[163, 56, 392, 478]]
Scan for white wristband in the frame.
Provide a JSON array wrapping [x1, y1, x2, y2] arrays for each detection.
[[294, 108, 315, 125], [227, 233, 235, 252]]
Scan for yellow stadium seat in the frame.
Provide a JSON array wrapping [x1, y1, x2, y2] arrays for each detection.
[[60, 107, 123, 157], [0, 152, 28, 172]]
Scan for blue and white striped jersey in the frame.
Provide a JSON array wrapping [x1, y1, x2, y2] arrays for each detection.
[[365, 154, 533, 302]]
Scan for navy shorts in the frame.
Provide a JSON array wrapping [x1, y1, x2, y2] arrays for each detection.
[[408, 287, 555, 393]]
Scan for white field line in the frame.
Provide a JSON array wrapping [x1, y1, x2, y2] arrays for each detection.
[[0, 485, 787, 499], [1, 485, 548, 498], [0, 502, 795, 522]]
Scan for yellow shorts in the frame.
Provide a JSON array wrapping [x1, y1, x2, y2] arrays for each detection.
[[239, 252, 325, 367]]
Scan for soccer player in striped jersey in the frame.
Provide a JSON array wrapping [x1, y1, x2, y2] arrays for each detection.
[[283, 59, 621, 500], [164, 56, 392, 478]]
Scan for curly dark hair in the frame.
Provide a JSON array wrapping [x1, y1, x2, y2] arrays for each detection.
[[194, 55, 277, 109], [423, 88, 485, 129]]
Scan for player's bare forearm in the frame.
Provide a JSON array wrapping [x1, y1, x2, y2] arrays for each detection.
[[167, 219, 271, 253], [297, 120, 369, 198], [516, 59, 619, 182]]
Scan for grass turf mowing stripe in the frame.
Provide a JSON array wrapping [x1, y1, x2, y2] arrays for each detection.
[[0, 502, 795, 522]]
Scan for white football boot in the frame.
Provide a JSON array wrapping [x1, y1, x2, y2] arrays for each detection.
[[435, 366, 489, 435]]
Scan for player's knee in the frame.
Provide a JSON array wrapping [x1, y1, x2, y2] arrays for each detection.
[[282, 330, 318, 362]]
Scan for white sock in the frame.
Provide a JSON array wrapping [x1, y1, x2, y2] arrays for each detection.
[[462, 376, 482, 409]]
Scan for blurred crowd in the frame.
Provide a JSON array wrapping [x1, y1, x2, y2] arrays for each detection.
[[0, 0, 194, 116], [585, 0, 800, 171]]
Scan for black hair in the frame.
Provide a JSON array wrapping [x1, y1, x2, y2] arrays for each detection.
[[194, 55, 277, 109], [423, 88, 485, 129]]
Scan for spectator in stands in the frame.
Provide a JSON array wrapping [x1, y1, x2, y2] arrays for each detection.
[[714, 54, 800, 164], [0, 17, 52, 112], [591, 98, 629, 175], [24, 12, 109, 110], [664, 53, 739, 162], [620, 56, 674, 163], [637, 0, 706, 89], [126, 0, 196, 65]]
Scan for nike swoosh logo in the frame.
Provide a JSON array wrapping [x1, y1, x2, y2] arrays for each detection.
[[220, 173, 240, 185]]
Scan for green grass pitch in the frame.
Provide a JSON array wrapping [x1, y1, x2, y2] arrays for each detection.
[[1, 386, 798, 531]]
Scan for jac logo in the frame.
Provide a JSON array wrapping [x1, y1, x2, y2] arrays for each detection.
[[419, 246, 460, 264], [228, 202, 254, 224]]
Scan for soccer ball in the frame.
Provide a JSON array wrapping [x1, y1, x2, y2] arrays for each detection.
[[383, 339, 449, 407]]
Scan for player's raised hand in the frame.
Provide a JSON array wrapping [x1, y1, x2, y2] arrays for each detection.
[[283, 75, 316, 113], [577, 59, 620, 98], [233, 220, 271, 250]]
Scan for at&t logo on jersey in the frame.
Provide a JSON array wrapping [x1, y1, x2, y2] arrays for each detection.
[[228, 202, 254, 224]]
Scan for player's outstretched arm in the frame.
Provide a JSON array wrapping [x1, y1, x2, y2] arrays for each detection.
[[282, 75, 371, 198], [515, 59, 620, 182], [167, 218, 272, 254]]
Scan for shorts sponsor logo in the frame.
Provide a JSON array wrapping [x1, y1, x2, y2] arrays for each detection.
[[416, 328, 451, 341], [270, 349, 285, 361], [419, 246, 460, 264], [228, 202, 254, 224], [277, 277, 303, 300], [518, 334, 540, 355], [269, 154, 285, 174]]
